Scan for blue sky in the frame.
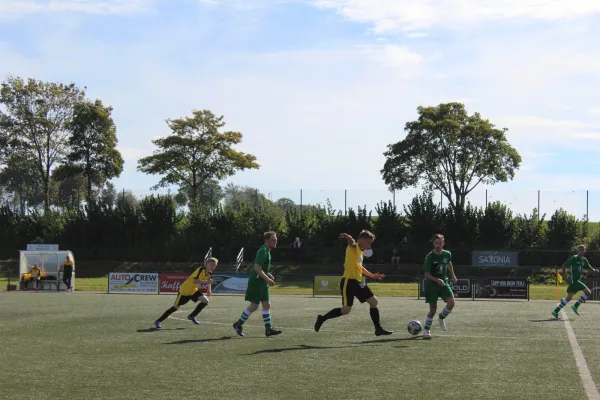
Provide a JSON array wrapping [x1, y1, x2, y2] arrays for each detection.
[[2, 0, 600, 218]]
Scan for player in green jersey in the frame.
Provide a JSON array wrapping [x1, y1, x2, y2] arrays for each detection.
[[552, 245, 598, 319], [233, 231, 282, 337], [422, 234, 457, 339]]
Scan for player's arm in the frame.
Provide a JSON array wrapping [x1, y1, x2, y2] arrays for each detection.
[[584, 258, 598, 274], [254, 264, 275, 286], [448, 261, 457, 284], [339, 233, 356, 247], [268, 273, 275, 280], [361, 267, 384, 281]]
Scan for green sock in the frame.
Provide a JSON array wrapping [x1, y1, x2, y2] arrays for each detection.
[[262, 311, 272, 330], [237, 309, 251, 326], [554, 298, 567, 313]]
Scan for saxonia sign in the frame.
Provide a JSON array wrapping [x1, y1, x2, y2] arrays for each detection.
[[472, 251, 518, 267]]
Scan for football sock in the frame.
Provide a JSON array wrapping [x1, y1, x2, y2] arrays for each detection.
[[322, 308, 343, 320], [554, 298, 568, 313], [575, 293, 588, 306], [424, 316, 433, 331], [237, 308, 252, 326], [157, 306, 177, 322], [439, 307, 452, 320], [262, 311, 272, 330], [369, 307, 382, 329], [190, 302, 207, 317]]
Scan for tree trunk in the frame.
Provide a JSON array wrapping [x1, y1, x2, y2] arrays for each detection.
[[87, 171, 93, 204], [43, 177, 50, 214]]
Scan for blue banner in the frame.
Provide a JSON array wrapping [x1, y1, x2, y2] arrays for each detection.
[[472, 251, 518, 267]]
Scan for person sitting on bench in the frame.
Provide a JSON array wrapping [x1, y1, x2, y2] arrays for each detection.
[[24, 264, 42, 291]]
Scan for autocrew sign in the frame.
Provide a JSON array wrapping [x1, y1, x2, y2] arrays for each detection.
[[108, 272, 159, 293], [472, 251, 518, 267]]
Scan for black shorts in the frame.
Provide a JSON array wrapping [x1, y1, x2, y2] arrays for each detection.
[[340, 278, 374, 307], [175, 291, 203, 307]]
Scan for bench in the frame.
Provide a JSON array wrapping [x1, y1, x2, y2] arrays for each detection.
[[21, 273, 61, 291]]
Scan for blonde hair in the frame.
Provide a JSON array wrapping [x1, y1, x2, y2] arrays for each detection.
[[206, 257, 219, 265], [358, 230, 376, 240]]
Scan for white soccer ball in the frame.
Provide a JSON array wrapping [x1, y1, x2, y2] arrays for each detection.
[[407, 320, 422, 335]]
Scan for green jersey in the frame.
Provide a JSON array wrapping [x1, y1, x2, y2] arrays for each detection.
[[564, 255, 592, 283], [251, 245, 271, 281], [424, 250, 452, 281]]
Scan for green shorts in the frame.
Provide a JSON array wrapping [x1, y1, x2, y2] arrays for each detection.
[[567, 280, 588, 294], [424, 282, 454, 304], [245, 278, 270, 304]]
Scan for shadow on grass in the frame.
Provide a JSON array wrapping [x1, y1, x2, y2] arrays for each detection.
[[137, 327, 186, 333], [166, 336, 234, 345], [360, 336, 421, 344], [529, 319, 561, 323], [247, 343, 382, 355]]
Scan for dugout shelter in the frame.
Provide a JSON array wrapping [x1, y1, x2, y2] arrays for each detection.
[[19, 250, 75, 291]]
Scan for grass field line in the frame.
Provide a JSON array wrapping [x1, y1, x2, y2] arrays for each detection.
[[167, 311, 600, 342], [560, 310, 600, 400]]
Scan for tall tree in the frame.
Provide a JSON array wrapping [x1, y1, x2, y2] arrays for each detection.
[[66, 99, 124, 202], [382, 102, 521, 220], [99, 181, 117, 207], [0, 154, 45, 214], [0, 76, 85, 212], [137, 109, 259, 203]]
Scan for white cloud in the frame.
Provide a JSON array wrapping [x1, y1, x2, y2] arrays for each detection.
[[361, 45, 422, 77], [588, 107, 600, 115], [311, 0, 600, 33], [499, 116, 594, 129]]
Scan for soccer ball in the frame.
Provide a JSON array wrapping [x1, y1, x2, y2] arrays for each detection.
[[407, 320, 422, 335]]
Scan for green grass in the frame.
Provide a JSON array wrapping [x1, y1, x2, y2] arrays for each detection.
[[1, 293, 599, 399], [0, 277, 567, 300]]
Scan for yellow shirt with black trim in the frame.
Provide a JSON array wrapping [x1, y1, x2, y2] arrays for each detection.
[[179, 267, 213, 296], [30, 266, 41, 277], [62, 260, 74, 275], [342, 245, 363, 281]]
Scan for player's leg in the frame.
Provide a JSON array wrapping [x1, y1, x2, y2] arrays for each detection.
[[262, 300, 282, 337], [358, 281, 392, 336], [571, 282, 590, 315], [188, 293, 209, 324], [438, 286, 455, 331], [233, 301, 259, 337], [155, 294, 185, 328], [315, 278, 353, 332], [552, 290, 576, 318], [423, 285, 439, 338]]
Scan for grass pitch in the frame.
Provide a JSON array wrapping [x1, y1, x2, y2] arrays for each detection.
[[1, 293, 599, 400]]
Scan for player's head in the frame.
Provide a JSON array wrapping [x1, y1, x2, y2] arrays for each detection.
[[205, 257, 218, 272], [264, 231, 277, 249], [577, 245, 586, 256], [357, 230, 375, 250], [432, 234, 445, 252]]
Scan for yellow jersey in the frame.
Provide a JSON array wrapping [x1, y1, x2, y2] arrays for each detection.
[[342, 245, 363, 281], [179, 267, 213, 296], [30, 266, 41, 277]]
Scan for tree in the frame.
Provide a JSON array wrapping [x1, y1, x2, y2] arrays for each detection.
[[0, 154, 45, 214], [137, 109, 259, 203], [51, 164, 86, 210], [403, 191, 444, 246], [117, 190, 138, 209], [513, 208, 546, 250], [547, 208, 582, 250], [276, 197, 296, 212], [478, 201, 515, 248], [382, 102, 521, 220], [99, 182, 117, 207], [66, 99, 124, 203], [0, 76, 85, 212]]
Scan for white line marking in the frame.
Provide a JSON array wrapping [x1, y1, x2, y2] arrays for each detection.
[[560, 311, 600, 400]]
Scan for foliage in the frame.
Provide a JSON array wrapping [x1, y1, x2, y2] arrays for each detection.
[[513, 208, 547, 250], [382, 102, 521, 220], [546, 208, 583, 250], [66, 99, 124, 202], [478, 201, 515, 248], [0, 76, 85, 212], [137, 110, 259, 203]]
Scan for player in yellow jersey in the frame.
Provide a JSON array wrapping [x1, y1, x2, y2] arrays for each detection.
[[154, 258, 218, 328], [314, 230, 392, 336]]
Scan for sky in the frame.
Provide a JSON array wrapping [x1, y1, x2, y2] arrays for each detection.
[[1, 0, 600, 219]]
